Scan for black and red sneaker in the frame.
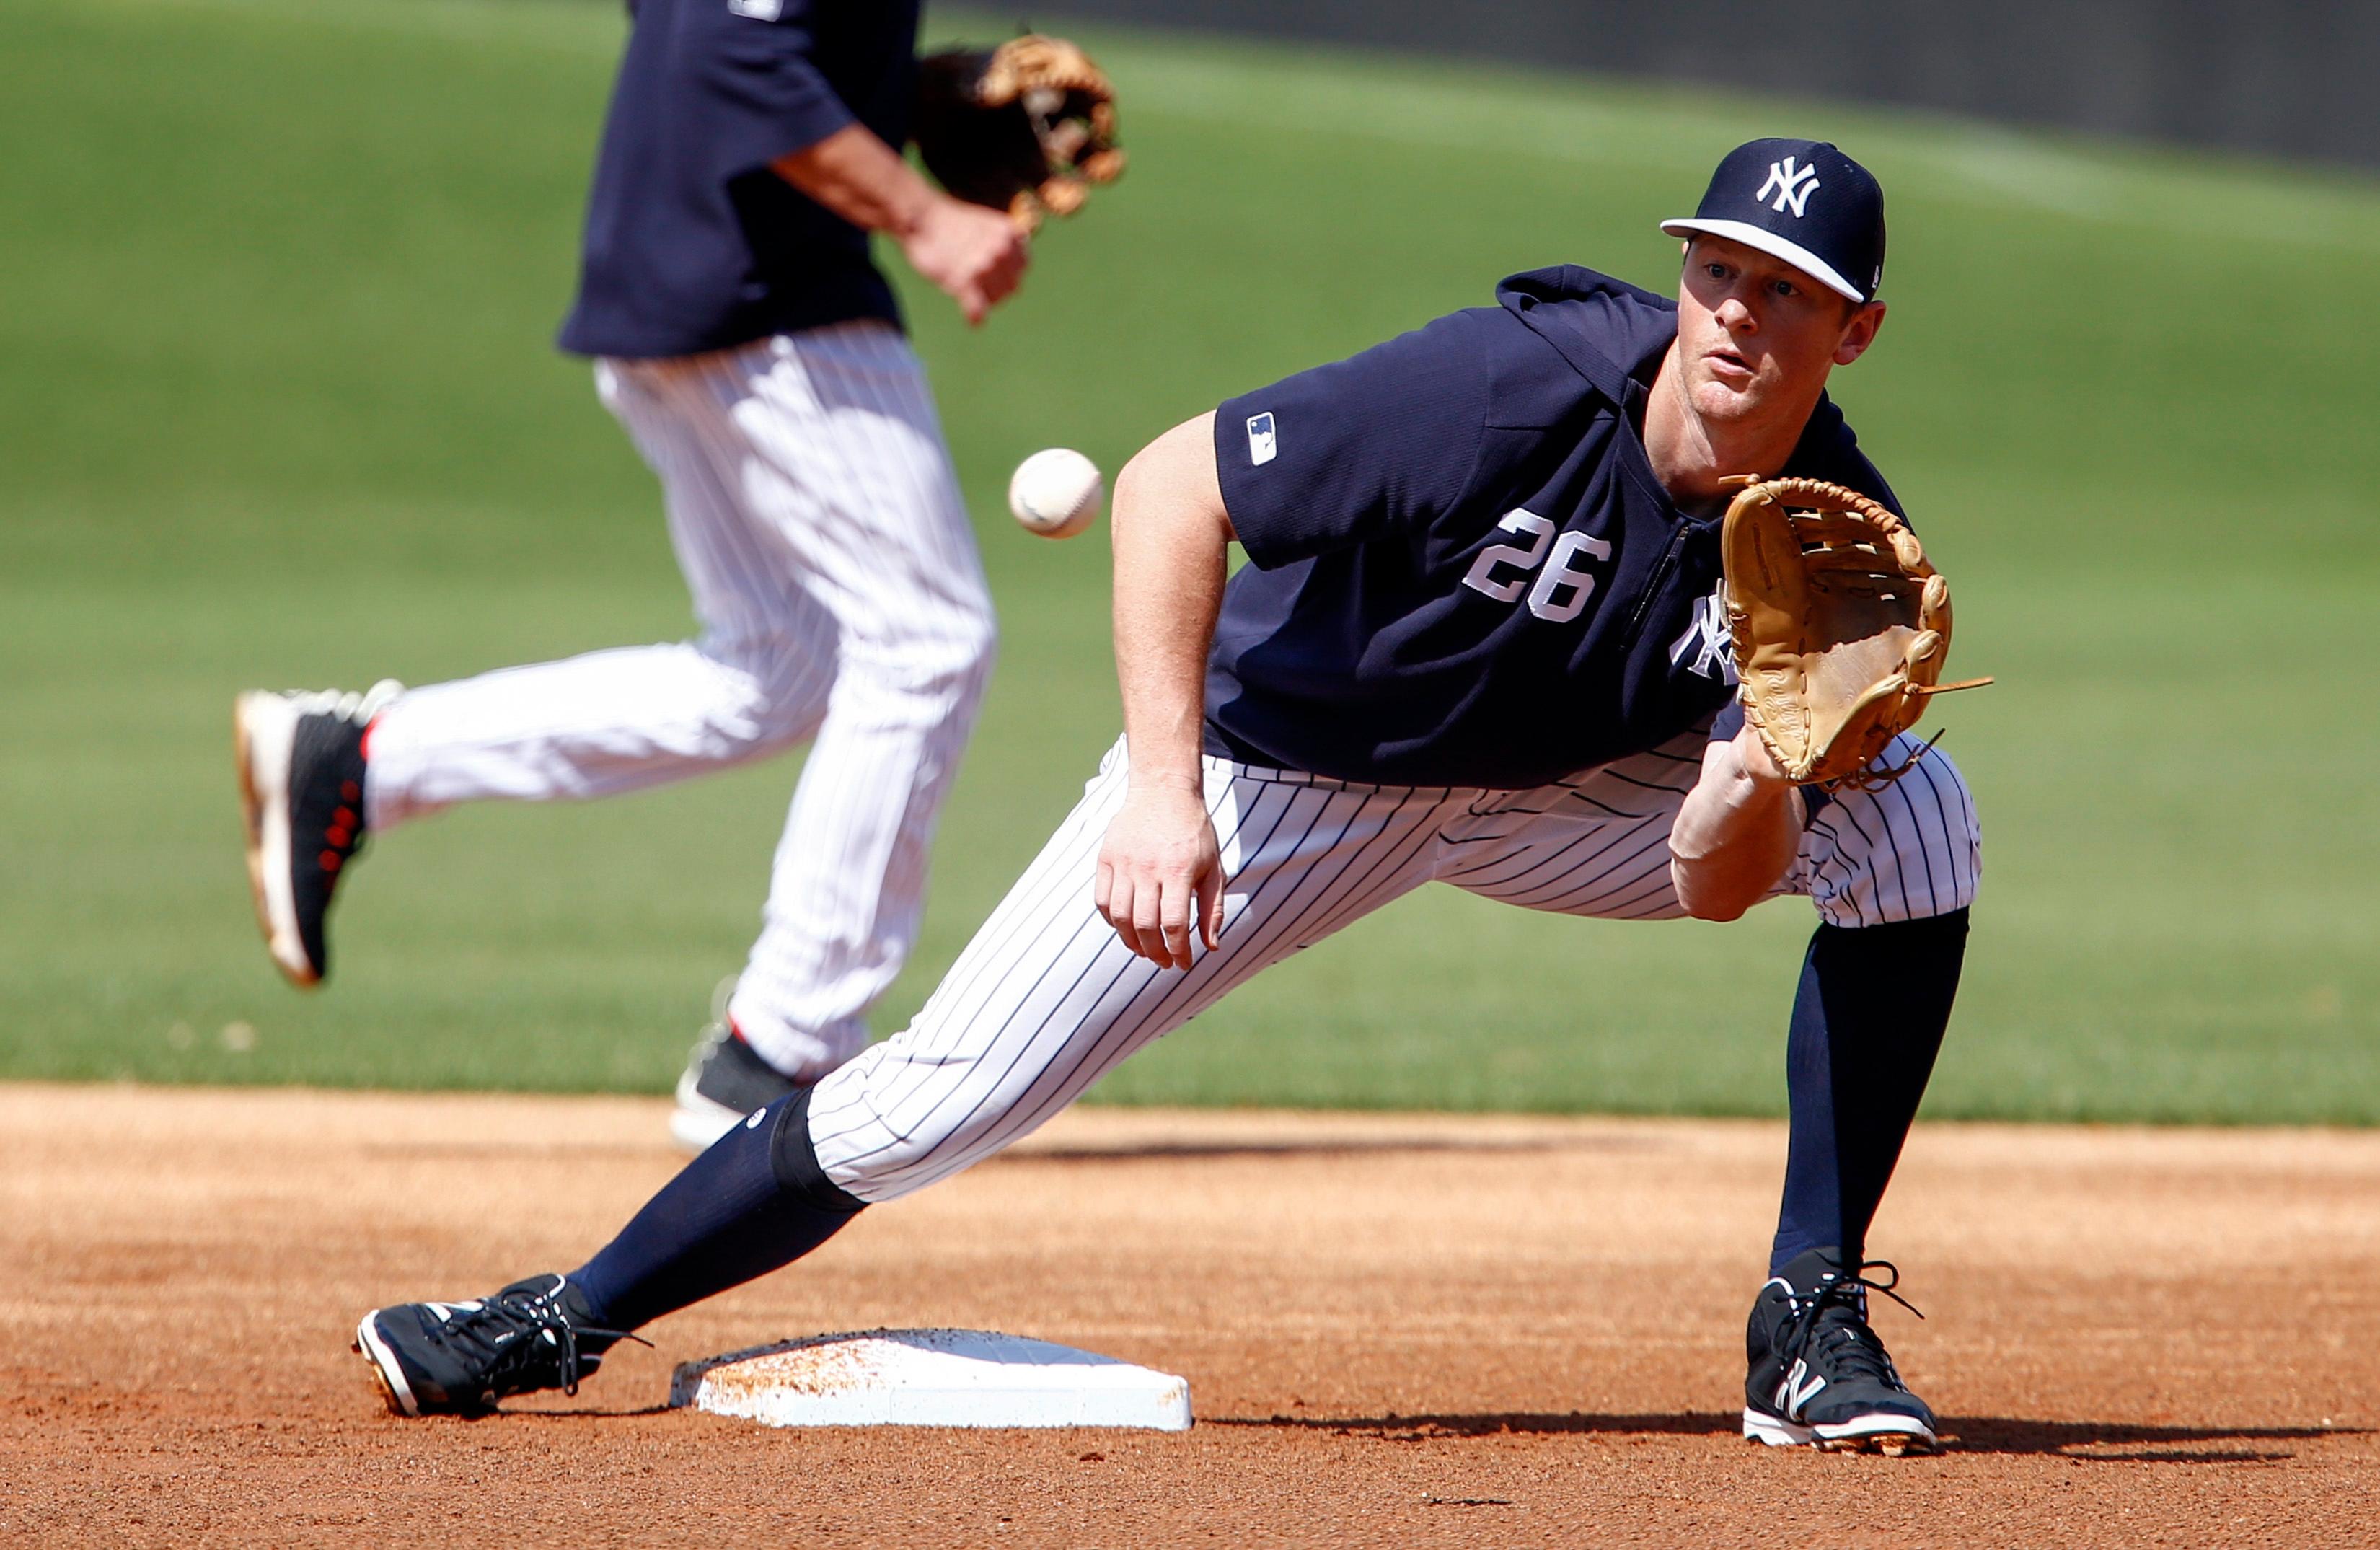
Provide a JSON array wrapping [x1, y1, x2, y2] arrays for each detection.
[[234, 682, 400, 987]]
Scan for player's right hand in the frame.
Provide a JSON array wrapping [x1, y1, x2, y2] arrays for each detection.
[[1094, 781, 1224, 971], [901, 194, 1029, 326]]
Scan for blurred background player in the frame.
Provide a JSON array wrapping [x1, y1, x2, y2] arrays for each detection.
[[353, 140, 1980, 1456], [235, 0, 1029, 1150]]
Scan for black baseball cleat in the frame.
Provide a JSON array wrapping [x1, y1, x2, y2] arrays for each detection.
[[234, 682, 400, 987], [669, 978, 811, 1152], [1742, 1247, 1939, 1455], [353, 1274, 645, 1417], [671, 1008, 809, 1153]]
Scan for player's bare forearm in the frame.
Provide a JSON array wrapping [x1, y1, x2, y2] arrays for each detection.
[[772, 125, 1027, 325], [1095, 413, 1234, 969], [1670, 723, 1806, 922], [772, 122, 936, 234], [1111, 414, 1230, 791]]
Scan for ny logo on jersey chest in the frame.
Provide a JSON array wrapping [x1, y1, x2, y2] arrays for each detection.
[[1668, 581, 1739, 685], [1459, 508, 1613, 625]]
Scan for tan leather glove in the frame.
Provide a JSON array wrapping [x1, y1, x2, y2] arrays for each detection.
[[913, 35, 1125, 232], [1722, 477, 1990, 789]]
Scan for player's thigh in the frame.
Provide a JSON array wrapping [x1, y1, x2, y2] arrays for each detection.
[[1439, 728, 1983, 928], [1434, 730, 1704, 921], [808, 748, 1450, 1200], [739, 324, 993, 656], [1791, 737, 1981, 927], [596, 356, 821, 659]]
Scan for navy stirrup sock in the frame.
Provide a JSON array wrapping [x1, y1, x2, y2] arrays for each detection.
[[569, 1087, 864, 1332], [1771, 907, 1969, 1274]]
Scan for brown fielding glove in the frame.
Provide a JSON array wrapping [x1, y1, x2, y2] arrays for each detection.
[[1722, 477, 1991, 789], [913, 35, 1124, 232]]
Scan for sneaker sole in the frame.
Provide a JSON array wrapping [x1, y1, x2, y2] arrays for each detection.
[[233, 693, 319, 987], [353, 1313, 421, 1417], [1742, 1405, 1939, 1456], [669, 1078, 752, 1155]]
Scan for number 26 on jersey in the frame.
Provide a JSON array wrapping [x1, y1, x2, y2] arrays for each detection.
[[1459, 508, 1612, 625]]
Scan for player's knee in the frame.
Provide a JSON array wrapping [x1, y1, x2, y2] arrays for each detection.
[[944, 602, 998, 690], [825, 1130, 968, 1205], [806, 1067, 1002, 1205], [700, 630, 828, 747], [1806, 740, 1981, 925], [859, 606, 998, 715], [1672, 855, 1763, 923], [1909, 744, 1982, 871]]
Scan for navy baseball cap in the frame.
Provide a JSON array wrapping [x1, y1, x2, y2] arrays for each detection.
[[1660, 138, 1886, 303]]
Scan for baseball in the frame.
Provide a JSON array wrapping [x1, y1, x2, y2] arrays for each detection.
[[1007, 447, 1104, 540]]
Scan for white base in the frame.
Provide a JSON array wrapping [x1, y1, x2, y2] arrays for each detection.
[[670, 1329, 1191, 1431]]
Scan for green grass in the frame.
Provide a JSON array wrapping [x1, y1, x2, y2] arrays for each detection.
[[1, 0, 2374, 1121]]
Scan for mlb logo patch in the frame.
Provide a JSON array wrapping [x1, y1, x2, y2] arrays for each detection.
[[1246, 412, 1277, 467], [728, 0, 782, 18]]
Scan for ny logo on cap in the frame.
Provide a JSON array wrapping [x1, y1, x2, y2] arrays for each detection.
[[1757, 157, 1821, 218]]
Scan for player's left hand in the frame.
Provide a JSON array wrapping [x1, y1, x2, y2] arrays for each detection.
[[1720, 477, 1988, 788], [1094, 782, 1223, 971], [1732, 718, 1790, 787]]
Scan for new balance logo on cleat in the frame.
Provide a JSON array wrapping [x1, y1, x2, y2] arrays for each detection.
[[1778, 1358, 1826, 1414]]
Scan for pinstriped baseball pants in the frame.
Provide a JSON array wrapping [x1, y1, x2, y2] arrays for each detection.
[[809, 723, 1980, 1202], [363, 324, 996, 1080]]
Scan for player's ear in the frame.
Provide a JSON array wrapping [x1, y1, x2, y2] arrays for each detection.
[[1833, 300, 1886, 366]]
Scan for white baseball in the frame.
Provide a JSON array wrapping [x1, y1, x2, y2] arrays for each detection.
[[1007, 448, 1104, 540]]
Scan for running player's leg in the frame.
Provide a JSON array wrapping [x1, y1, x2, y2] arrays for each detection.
[[1437, 723, 1982, 1268], [235, 353, 839, 990], [565, 747, 1458, 1329], [702, 323, 999, 1079], [362, 355, 837, 831]]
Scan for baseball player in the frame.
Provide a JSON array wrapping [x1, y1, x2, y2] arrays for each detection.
[[232, 4, 1114, 1151], [354, 140, 1980, 1456]]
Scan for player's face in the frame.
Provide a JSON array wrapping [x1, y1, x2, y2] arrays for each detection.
[[1675, 237, 1884, 425]]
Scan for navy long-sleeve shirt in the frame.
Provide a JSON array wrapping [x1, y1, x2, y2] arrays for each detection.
[[557, 0, 920, 358]]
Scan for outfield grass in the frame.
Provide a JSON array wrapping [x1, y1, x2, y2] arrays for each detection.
[[1, 0, 2374, 1121]]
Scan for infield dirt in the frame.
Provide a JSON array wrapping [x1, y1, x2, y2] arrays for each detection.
[[6, 1084, 2378, 1546]]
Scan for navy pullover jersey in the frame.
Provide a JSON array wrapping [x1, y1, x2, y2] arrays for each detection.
[[557, 0, 920, 360], [1207, 265, 1900, 790]]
